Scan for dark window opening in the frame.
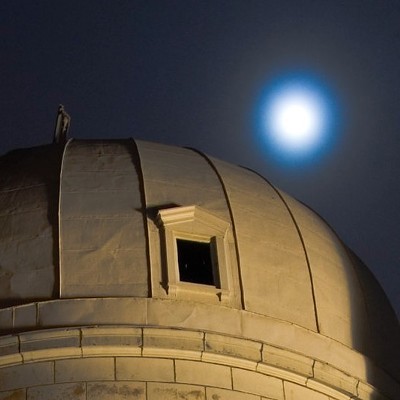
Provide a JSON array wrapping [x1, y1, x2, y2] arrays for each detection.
[[177, 239, 214, 286]]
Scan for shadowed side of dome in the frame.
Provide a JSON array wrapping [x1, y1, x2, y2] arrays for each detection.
[[0, 145, 62, 306], [280, 192, 400, 383], [346, 249, 400, 381]]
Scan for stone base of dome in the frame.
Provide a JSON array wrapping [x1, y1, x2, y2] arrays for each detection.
[[0, 320, 396, 399]]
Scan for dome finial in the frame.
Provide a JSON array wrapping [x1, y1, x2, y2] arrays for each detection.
[[53, 104, 71, 144]]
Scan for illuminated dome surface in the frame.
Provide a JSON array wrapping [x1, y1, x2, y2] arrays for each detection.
[[0, 139, 399, 399]]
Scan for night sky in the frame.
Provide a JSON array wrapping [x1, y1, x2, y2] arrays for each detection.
[[1, 1, 400, 318]]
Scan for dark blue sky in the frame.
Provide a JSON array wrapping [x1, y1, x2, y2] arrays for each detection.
[[1, 1, 400, 317]]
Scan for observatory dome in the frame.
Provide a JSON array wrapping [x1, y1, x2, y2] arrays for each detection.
[[0, 139, 399, 399]]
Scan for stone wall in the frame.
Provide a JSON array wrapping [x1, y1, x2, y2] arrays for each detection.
[[0, 323, 395, 399]]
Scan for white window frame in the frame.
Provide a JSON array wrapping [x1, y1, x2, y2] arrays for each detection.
[[156, 205, 231, 304]]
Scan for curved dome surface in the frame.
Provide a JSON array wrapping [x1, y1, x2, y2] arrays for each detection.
[[0, 138, 399, 398]]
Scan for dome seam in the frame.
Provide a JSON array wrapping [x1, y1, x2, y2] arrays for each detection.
[[241, 166, 320, 334], [184, 147, 245, 310], [276, 189, 320, 333], [130, 138, 153, 297], [58, 138, 73, 299]]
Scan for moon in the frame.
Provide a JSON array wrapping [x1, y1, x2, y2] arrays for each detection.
[[268, 85, 325, 150], [257, 73, 338, 165]]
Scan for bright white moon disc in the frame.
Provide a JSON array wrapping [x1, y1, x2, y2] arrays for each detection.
[[267, 85, 326, 153], [256, 73, 339, 165]]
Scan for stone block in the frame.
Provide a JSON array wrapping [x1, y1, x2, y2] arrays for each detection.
[[25, 348, 82, 363], [0, 336, 18, 357], [0, 389, 26, 400], [318, 341, 368, 383], [284, 381, 329, 400], [146, 300, 242, 337], [256, 363, 307, 386], [82, 327, 142, 356], [205, 333, 261, 362], [143, 328, 203, 359], [205, 387, 260, 400], [20, 329, 80, 352], [232, 368, 284, 399], [27, 383, 85, 400], [39, 298, 147, 327], [55, 357, 114, 383], [201, 351, 257, 370], [87, 382, 145, 400], [306, 380, 351, 400], [357, 381, 389, 400], [240, 310, 313, 352], [0, 362, 53, 391], [0, 308, 12, 333], [261, 344, 313, 377], [147, 382, 205, 400], [116, 357, 174, 382], [175, 360, 231, 389], [20, 329, 81, 362], [14, 304, 36, 330], [0, 354, 23, 368], [313, 361, 358, 396]]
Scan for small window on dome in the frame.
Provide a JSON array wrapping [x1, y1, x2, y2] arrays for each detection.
[[155, 205, 233, 305], [177, 239, 214, 286]]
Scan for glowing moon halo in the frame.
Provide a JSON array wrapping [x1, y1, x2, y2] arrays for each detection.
[[268, 87, 325, 150], [257, 74, 337, 165]]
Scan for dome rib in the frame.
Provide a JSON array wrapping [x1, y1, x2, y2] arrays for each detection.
[[130, 138, 152, 297], [243, 168, 320, 333], [184, 147, 246, 310], [57, 137, 73, 298]]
